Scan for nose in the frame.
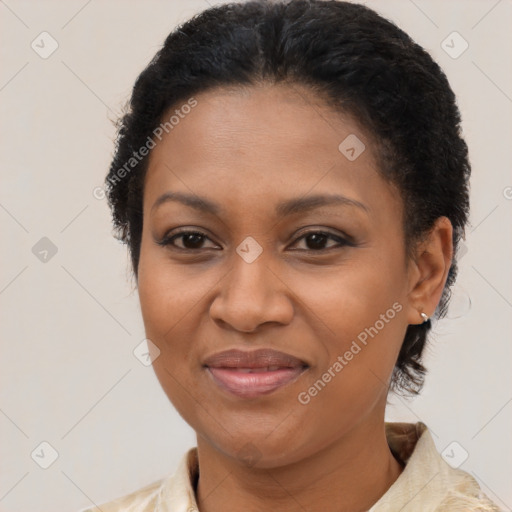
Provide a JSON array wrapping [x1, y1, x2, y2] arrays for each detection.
[[209, 249, 294, 333]]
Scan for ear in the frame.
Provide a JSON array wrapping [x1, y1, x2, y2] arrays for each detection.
[[405, 216, 453, 325]]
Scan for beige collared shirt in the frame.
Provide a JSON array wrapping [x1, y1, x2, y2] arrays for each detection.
[[81, 422, 501, 511]]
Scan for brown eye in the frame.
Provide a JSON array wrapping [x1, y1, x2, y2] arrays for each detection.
[[157, 230, 219, 250], [290, 231, 352, 251], [177, 232, 206, 249], [303, 233, 330, 250]]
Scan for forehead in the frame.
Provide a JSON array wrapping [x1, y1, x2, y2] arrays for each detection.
[[143, 83, 400, 222], [149, 83, 373, 167]]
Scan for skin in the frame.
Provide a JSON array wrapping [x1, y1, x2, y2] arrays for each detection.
[[137, 83, 453, 512]]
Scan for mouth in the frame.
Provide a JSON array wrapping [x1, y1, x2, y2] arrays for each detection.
[[203, 348, 309, 399]]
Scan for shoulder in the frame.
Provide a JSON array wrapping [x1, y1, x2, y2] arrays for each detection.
[[373, 422, 503, 512], [78, 478, 165, 512], [76, 448, 198, 512], [436, 479, 503, 511]]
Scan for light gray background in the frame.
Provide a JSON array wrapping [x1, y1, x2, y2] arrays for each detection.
[[1, 0, 511, 511]]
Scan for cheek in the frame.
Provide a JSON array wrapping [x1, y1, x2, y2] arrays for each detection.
[[137, 251, 205, 421], [137, 242, 209, 341], [289, 254, 406, 336], [294, 284, 406, 449], [291, 252, 408, 393]]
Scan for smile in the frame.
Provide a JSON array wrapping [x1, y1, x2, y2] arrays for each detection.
[[206, 366, 308, 399]]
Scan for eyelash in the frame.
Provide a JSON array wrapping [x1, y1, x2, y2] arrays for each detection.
[[156, 229, 355, 253]]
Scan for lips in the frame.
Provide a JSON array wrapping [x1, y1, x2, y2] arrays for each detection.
[[203, 348, 308, 369], [232, 366, 286, 372], [203, 348, 309, 399]]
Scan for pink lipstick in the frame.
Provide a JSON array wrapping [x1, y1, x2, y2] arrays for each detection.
[[203, 348, 308, 399]]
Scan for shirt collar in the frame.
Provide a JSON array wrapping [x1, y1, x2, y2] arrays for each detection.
[[155, 422, 496, 512]]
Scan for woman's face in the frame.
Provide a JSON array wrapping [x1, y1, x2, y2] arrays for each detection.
[[138, 84, 423, 467]]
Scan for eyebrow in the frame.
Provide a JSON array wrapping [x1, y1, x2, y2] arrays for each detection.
[[276, 194, 370, 217], [151, 192, 221, 216], [151, 191, 370, 217]]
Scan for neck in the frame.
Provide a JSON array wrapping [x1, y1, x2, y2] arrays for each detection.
[[195, 415, 404, 512]]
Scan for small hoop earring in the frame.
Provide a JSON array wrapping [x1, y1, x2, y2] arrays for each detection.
[[420, 312, 429, 323]]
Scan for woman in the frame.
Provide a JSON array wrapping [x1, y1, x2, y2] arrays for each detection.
[[84, 0, 501, 510]]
